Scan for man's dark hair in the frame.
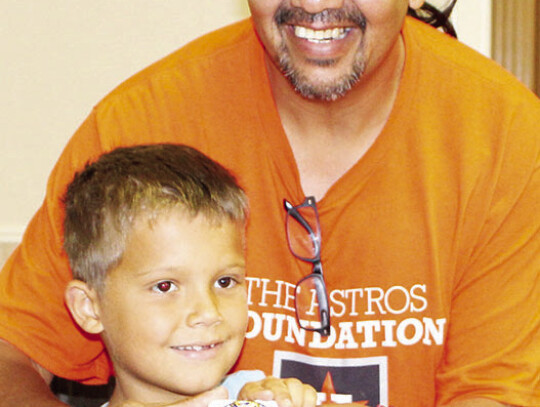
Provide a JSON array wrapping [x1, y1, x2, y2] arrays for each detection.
[[63, 143, 248, 289]]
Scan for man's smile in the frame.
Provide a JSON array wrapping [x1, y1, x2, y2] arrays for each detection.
[[293, 26, 352, 43]]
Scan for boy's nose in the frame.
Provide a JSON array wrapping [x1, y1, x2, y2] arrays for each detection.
[[290, 0, 346, 14], [186, 291, 223, 327]]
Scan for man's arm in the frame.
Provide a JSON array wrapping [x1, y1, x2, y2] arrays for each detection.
[[0, 340, 67, 407]]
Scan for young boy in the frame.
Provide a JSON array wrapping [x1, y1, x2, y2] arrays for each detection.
[[62, 144, 316, 407]]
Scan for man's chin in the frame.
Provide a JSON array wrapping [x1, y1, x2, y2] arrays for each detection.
[[282, 63, 364, 101], [289, 76, 360, 101]]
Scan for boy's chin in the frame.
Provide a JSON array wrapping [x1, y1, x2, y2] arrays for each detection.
[[176, 371, 229, 396]]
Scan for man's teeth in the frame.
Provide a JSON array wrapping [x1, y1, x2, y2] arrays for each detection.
[[294, 26, 349, 42], [176, 343, 217, 351]]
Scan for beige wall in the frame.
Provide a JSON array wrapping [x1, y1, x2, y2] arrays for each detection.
[[452, 0, 492, 56], [0, 0, 250, 247], [0, 1, 491, 262]]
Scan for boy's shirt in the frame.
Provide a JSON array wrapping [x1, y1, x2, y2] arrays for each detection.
[[220, 370, 266, 400]]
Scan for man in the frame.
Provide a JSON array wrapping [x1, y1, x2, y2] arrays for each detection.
[[0, 1, 538, 406]]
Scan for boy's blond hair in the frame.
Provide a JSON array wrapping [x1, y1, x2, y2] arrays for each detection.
[[63, 143, 248, 290]]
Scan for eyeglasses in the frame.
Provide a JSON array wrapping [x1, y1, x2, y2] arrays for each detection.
[[283, 196, 331, 336]]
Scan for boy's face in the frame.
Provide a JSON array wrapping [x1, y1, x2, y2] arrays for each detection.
[[95, 210, 247, 404]]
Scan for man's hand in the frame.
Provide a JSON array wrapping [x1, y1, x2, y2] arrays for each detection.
[[238, 376, 317, 407], [0, 339, 66, 407]]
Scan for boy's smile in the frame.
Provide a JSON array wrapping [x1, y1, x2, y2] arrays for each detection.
[[94, 209, 247, 404]]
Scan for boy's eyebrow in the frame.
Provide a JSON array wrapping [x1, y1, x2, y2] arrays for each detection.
[[129, 262, 247, 278]]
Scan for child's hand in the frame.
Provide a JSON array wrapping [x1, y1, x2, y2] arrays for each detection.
[[238, 376, 317, 407]]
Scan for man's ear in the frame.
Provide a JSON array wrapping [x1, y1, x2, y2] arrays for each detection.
[[408, 0, 425, 10], [65, 280, 104, 334]]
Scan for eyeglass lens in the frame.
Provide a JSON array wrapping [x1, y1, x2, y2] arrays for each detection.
[[285, 203, 321, 260], [295, 274, 330, 333]]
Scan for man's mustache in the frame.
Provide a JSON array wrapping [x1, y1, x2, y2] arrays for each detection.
[[274, 5, 367, 32]]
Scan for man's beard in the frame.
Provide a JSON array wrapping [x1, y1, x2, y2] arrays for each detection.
[[277, 47, 366, 102], [274, 5, 367, 101]]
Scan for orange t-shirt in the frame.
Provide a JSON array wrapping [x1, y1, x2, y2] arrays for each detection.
[[0, 17, 538, 407]]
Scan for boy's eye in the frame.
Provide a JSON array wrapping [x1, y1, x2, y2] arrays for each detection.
[[152, 281, 177, 293], [215, 277, 236, 289]]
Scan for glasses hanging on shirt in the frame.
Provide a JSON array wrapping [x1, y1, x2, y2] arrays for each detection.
[[283, 196, 331, 337]]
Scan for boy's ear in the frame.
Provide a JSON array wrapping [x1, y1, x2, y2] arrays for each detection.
[[65, 280, 104, 334]]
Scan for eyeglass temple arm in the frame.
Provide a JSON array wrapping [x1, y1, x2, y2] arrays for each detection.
[[283, 199, 315, 236]]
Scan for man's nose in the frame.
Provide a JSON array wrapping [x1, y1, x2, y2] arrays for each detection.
[[186, 290, 223, 328], [290, 0, 346, 14]]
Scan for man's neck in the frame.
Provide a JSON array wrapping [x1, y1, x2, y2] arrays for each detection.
[[266, 36, 406, 199]]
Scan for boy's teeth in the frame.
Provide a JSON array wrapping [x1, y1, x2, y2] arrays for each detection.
[[177, 343, 216, 351], [294, 26, 349, 42]]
